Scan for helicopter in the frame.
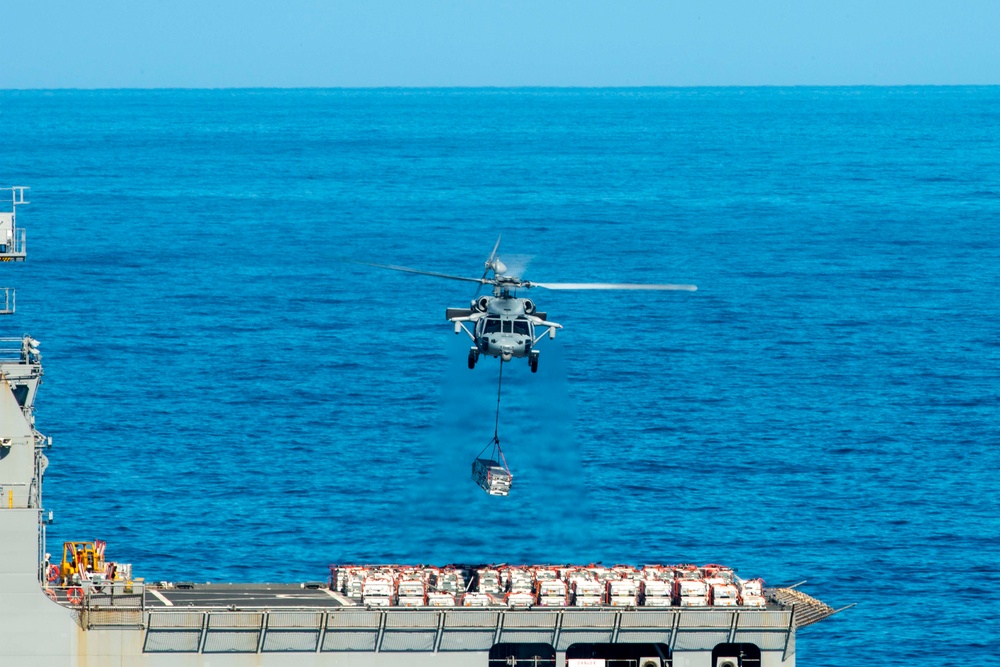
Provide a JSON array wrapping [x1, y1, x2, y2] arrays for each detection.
[[363, 237, 697, 372]]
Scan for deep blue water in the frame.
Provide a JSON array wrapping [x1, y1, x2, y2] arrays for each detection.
[[2, 88, 999, 665]]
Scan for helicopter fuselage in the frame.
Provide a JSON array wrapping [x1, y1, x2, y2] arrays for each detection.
[[474, 296, 535, 362], [448, 289, 561, 371]]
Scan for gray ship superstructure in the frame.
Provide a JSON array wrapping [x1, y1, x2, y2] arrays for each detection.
[[0, 187, 844, 667]]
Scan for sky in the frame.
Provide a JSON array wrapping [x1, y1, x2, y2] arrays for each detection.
[[1, 0, 999, 88]]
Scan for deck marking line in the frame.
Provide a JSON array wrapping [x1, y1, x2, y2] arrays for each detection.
[[321, 588, 355, 605], [149, 589, 174, 607]]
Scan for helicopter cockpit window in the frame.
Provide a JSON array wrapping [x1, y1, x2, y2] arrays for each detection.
[[513, 319, 530, 336], [484, 318, 502, 334], [502, 320, 513, 333]]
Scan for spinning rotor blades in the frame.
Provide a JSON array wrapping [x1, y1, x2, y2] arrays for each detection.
[[530, 282, 698, 291], [356, 261, 488, 285]]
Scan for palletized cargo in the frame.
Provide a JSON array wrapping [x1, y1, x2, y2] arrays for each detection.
[[472, 457, 512, 496], [460, 592, 493, 606], [397, 596, 425, 607], [679, 595, 709, 607], [642, 596, 674, 607], [427, 592, 456, 607], [506, 591, 534, 607]]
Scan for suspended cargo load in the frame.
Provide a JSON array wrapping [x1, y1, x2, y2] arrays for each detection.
[[472, 457, 512, 496]]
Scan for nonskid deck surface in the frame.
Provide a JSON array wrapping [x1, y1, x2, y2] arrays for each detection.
[[144, 583, 349, 608]]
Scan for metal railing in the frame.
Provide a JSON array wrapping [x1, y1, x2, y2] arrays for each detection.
[[0, 228, 26, 257], [44, 581, 147, 629]]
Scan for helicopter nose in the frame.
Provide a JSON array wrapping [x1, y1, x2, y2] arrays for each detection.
[[500, 345, 514, 362]]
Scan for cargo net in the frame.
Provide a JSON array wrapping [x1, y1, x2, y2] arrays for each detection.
[[472, 361, 513, 496]]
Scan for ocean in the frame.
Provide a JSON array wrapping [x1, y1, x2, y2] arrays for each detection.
[[2, 87, 998, 665]]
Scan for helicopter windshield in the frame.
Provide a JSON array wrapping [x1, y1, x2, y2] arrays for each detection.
[[484, 318, 502, 333], [502, 320, 513, 333], [513, 319, 530, 336]]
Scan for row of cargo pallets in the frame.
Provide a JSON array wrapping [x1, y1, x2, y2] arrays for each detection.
[[329, 563, 767, 608]]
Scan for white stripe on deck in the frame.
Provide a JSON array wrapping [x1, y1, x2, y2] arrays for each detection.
[[321, 588, 355, 605], [149, 589, 174, 606]]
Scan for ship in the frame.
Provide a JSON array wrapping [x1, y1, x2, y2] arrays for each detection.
[[0, 187, 847, 666]]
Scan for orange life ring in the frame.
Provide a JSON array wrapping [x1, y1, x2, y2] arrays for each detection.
[[45, 588, 57, 601], [47, 564, 60, 583], [67, 587, 84, 605]]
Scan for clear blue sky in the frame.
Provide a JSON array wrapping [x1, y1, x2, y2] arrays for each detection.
[[2, 0, 998, 88]]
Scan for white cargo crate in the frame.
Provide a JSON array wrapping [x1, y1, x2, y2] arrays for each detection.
[[427, 592, 456, 607], [397, 596, 425, 607], [678, 596, 709, 607], [712, 597, 739, 607], [740, 579, 764, 596], [364, 596, 392, 607], [742, 595, 767, 608], [642, 596, 673, 607], [538, 595, 567, 607], [506, 592, 534, 608], [711, 584, 739, 600], [472, 458, 512, 496], [610, 595, 636, 607], [573, 595, 603, 607], [461, 592, 493, 607], [677, 580, 708, 597]]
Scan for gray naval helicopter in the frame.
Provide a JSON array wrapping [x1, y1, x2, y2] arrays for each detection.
[[365, 238, 697, 372]]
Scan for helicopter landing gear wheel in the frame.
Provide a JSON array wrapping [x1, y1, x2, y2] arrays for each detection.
[[468, 348, 479, 369], [529, 352, 539, 373]]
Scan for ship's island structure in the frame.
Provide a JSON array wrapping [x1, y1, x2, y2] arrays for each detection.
[[0, 188, 845, 666]]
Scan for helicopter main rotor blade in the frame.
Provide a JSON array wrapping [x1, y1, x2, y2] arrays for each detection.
[[482, 234, 502, 280], [530, 282, 698, 291], [357, 261, 489, 285], [475, 234, 504, 297]]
